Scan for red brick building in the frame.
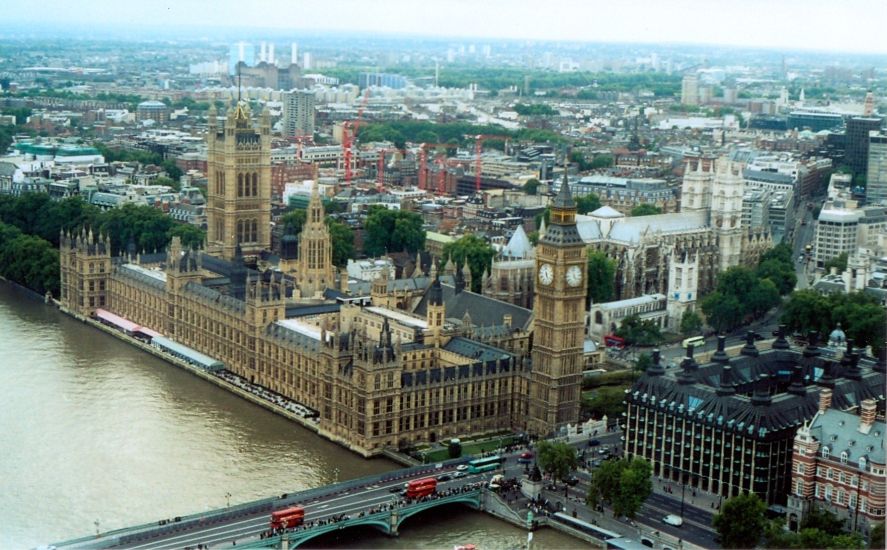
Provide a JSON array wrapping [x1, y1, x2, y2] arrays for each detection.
[[788, 394, 886, 539]]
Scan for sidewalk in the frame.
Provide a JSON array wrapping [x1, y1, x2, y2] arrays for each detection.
[[652, 476, 723, 513]]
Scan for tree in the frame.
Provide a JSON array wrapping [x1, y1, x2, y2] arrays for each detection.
[[800, 507, 845, 536], [870, 522, 885, 549], [615, 459, 653, 519], [581, 386, 626, 419], [535, 441, 578, 483], [824, 252, 849, 273], [168, 223, 205, 250], [747, 278, 781, 318], [781, 290, 886, 355], [701, 291, 744, 333], [589, 155, 614, 169], [757, 258, 797, 295], [576, 194, 602, 215], [363, 206, 425, 256], [443, 234, 496, 293], [447, 439, 462, 459], [630, 203, 662, 216], [680, 310, 703, 336], [616, 314, 662, 346], [280, 209, 307, 235], [587, 458, 652, 519], [586, 251, 616, 305], [153, 176, 180, 192], [326, 219, 354, 268], [713, 493, 767, 549], [634, 353, 652, 372], [523, 178, 541, 196]]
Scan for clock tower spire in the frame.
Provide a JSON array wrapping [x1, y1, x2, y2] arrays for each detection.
[[528, 163, 587, 436]]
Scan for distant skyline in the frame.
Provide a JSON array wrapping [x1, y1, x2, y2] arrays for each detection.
[[4, 0, 887, 55]]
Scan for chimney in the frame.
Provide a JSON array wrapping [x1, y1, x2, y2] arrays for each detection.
[[648, 348, 665, 376], [859, 399, 877, 434], [818, 388, 833, 413]]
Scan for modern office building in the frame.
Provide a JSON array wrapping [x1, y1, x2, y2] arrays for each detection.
[[282, 90, 316, 138], [681, 74, 699, 106], [788, 111, 845, 132], [867, 132, 887, 204], [359, 72, 408, 90], [135, 101, 170, 124], [846, 117, 883, 177], [624, 332, 885, 505], [814, 206, 862, 269]]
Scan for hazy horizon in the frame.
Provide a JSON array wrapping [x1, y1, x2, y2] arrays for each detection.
[[3, 0, 887, 56]]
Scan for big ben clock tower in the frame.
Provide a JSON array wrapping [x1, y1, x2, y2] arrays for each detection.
[[528, 169, 587, 436]]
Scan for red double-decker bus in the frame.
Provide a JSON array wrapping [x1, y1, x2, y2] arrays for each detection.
[[270, 505, 305, 530], [404, 477, 437, 498], [603, 334, 626, 349]]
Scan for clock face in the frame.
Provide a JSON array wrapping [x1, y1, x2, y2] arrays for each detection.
[[566, 265, 583, 287], [539, 263, 554, 285]]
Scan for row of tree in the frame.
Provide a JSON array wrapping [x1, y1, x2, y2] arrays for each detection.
[[700, 244, 797, 332], [0, 221, 60, 296], [93, 144, 183, 181], [714, 493, 879, 549], [781, 289, 886, 355], [356, 120, 564, 150]]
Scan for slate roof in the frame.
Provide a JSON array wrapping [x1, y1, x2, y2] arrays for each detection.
[[183, 281, 245, 312], [628, 337, 885, 440], [349, 275, 455, 296], [502, 225, 533, 259], [576, 211, 709, 244], [809, 409, 885, 465], [414, 283, 533, 330]]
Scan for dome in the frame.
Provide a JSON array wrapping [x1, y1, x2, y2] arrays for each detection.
[[828, 323, 846, 347]]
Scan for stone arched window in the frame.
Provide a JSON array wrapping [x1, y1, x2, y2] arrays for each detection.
[[252, 173, 258, 196], [237, 173, 244, 197], [250, 219, 258, 242]]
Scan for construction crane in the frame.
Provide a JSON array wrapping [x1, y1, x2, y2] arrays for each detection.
[[341, 89, 371, 185], [375, 147, 407, 192], [473, 134, 509, 192]]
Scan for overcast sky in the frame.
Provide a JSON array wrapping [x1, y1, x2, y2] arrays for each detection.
[[5, 0, 887, 55]]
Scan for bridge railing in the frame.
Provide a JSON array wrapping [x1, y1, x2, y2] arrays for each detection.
[[53, 456, 474, 548]]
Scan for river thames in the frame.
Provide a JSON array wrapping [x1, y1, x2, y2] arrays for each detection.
[[0, 283, 579, 549]]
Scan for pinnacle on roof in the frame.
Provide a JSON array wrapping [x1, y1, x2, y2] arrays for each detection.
[[552, 168, 575, 210]]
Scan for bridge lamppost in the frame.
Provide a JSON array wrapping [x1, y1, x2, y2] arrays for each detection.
[[225, 492, 232, 508], [94, 519, 100, 537], [334, 467, 340, 484]]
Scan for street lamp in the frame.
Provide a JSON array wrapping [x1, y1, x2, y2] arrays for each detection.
[[94, 519, 100, 537], [334, 467, 340, 484], [226, 492, 232, 508]]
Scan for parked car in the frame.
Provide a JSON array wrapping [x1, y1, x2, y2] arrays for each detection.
[[436, 474, 452, 482], [588, 439, 601, 447], [564, 476, 579, 486]]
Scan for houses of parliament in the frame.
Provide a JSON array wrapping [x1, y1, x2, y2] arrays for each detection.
[[58, 103, 588, 457]]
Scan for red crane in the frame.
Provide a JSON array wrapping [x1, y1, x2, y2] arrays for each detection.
[[417, 143, 457, 193], [341, 89, 371, 185], [473, 134, 509, 192], [375, 147, 408, 192]]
